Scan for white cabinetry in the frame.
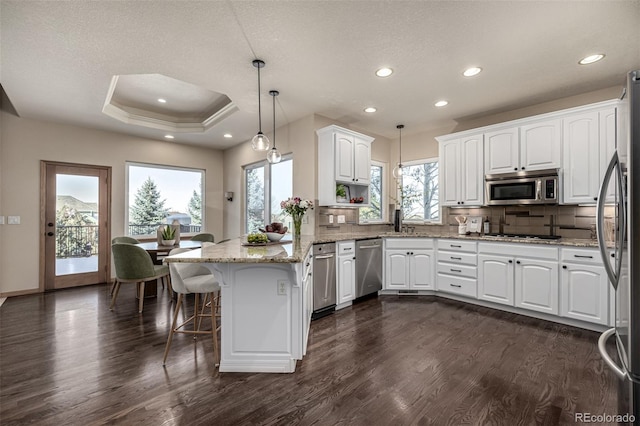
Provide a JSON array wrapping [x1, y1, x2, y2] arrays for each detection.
[[562, 106, 617, 204], [436, 240, 477, 298], [301, 249, 313, 353], [485, 120, 561, 175], [515, 254, 559, 315], [384, 239, 434, 290], [336, 241, 356, 308], [560, 248, 609, 326], [439, 134, 484, 206], [478, 245, 515, 306], [317, 125, 374, 206]]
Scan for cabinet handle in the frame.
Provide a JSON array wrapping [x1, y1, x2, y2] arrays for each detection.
[[450, 244, 462, 248], [516, 260, 521, 264], [574, 255, 593, 259], [450, 256, 462, 260], [450, 269, 462, 273], [562, 265, 567, 269], [450, 284, 462, 288]]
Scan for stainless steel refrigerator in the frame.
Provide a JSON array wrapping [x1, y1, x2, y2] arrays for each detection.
[[597, 69, 640, 424]]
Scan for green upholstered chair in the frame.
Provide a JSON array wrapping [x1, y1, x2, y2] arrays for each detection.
[[163, 248, 221, 368], [111, 236, 140, 245], [110, 243, 170, 313], [191, 233, 215, 243]]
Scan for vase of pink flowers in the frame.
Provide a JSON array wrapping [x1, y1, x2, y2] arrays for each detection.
[[280, 197, 314, 242]]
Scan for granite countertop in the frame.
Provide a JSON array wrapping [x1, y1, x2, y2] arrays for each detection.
[[165, 231, 601, 264]]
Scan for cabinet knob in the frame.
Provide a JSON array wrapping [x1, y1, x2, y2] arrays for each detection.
[[460, 201, 464, 205], [594, 197, 598, 201], [353, 257, 356, 260], [410, 252, 414, 255], [562, 265, 567, 269], [508, 260, 513, 263], [406, 252, 410, 255], [611, 253, 615, 258], [521, 167, 525, 170], [516, 260, 521, 264], [514, 167, 518, 171]]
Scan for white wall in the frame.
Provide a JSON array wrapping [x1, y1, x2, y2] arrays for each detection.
[[0, 112, 224, 296]]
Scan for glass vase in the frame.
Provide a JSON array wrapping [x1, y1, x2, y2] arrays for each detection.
[[292, 214, 303, 242]]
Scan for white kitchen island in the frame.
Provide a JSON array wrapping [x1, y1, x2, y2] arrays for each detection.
[[164, 236, 314, 373]]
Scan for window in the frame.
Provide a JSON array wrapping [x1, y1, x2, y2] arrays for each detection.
[[126, 162, 204, 236], [401, 158, 440, 222], [245, 156, 293, 233], [359, 161, 385, 223]]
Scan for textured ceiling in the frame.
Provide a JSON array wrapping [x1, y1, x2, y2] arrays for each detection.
[[1, 1, 639, 150]]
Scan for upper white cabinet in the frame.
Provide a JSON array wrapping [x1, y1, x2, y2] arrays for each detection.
[[439, 134, 484, 206], [317, 125, 374, 206], [562, 107, 617, 204], [484, 120, 561, 175]]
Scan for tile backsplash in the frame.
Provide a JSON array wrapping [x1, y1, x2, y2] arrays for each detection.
[[315, 201, 609, 240]]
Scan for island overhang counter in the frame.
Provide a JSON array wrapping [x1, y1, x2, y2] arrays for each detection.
[[164, 236, 315, 373]]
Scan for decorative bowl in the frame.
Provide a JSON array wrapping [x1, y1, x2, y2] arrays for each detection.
[[265, 232, 285, 242]]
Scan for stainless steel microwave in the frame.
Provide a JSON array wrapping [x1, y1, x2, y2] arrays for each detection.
[[485, 169, 559, 205]]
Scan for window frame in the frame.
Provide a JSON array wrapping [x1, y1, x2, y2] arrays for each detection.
[[243, 154, 293, 234], [125, 161, 205, 238], [359, 160, 387, 224], [400, 157, 441, 225]]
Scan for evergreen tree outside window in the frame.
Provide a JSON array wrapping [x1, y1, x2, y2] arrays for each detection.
[[126, 163, 204, 236], [359, 162, 385, 223], [244, 156, 292, 234], [401, 158, 440, 222]]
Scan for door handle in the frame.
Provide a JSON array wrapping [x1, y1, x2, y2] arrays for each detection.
[[47, 232, 54, 236], [315, 254, 334, 260], [48, 222, 54, 227]]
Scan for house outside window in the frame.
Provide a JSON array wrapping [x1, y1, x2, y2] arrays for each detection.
[[359, 161, 385, 223], [401, 158, 440, 223], [245, 156, 293, 234], [126, 162, 205, 237]]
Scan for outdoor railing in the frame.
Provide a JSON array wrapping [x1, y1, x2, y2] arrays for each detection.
[[128, 223, 202, 236], [56, 225, 98, 258]]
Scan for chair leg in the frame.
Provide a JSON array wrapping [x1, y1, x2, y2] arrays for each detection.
[[109, 279, 117, 296], [109, 281, 122, 310], [197, 293, 208, 331], [193, 293, 200, 335], [210, 291, 220, 367], [163, 293, 183, 365], [138, 281, 145, 313], [166, 275, 173, 295]]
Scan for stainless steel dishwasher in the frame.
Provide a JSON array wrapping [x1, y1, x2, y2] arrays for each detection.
[[312, 242, 336, 319], [355, 238, 382, 298]]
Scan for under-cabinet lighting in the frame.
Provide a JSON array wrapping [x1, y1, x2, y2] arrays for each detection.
[[223, 133, 233, 138], [157, 98, 167, 103], [364, 107, 377, 113], [164, 135, 174, 139], [434, 100, 449, 107]]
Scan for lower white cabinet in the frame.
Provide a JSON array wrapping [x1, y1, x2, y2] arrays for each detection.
[[302, 251, 313, 354], [437, 239, 478, 298], [515, 258, 559, 315], [560, 248, 609, 326], [384, 239, 435, 290], [478, 254, 515, 306], [337, 241, 356, 306]]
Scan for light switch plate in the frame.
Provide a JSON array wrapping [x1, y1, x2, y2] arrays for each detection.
[[8, 216, 20, 225], [337, 215, 346, 224], [329, 215, 334, 224], [0, 216, 4, 225]]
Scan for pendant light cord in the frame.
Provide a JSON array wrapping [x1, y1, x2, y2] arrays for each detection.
[[272, 92, 276, 148], [257, 64, 262, 131], [397, 124, 404, 166]]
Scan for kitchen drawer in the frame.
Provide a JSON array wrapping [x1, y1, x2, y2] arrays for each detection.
[[385, 238, 434, 250], [437, 239, 477, 253], [437, 251, 477, 266], [337, 240, 355, 256], [479, 242, 558, 260], [560, 248, 603, 265], [437, 262, 477, 279], [437, 274, 477, 298]]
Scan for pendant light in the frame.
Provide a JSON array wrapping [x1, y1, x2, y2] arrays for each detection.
[[251, 59, 270, 151], [392, 124, 404, 178], [267, 90, 282, 163]]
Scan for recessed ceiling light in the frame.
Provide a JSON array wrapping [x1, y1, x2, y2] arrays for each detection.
[[579, 54, 605, 65], [435, 100, 449, 107], [157, 98, 167, 103], [375, 67, 393, 78], [364, 107, 377, 113], [463, 67, 482, 77], [164, 134, 174, 139], [223, 133, 233, 138]]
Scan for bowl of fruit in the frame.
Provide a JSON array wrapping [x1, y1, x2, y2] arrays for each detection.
[[350, 196, 365, 204], [246, 232, 269, 245], [260, 222, 289, 241]]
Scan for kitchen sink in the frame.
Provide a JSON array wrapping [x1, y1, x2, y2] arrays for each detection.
[[484, 233, 562, 240]]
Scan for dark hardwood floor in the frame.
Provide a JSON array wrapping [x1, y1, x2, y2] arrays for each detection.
[[0, 284, 620, 425]]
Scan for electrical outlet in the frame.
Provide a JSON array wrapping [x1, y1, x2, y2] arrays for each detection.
[[337, 215, 346, 224], [277, 280, 287, 296], [8, 216, 20, 225], [329, 215, 334, 224]]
